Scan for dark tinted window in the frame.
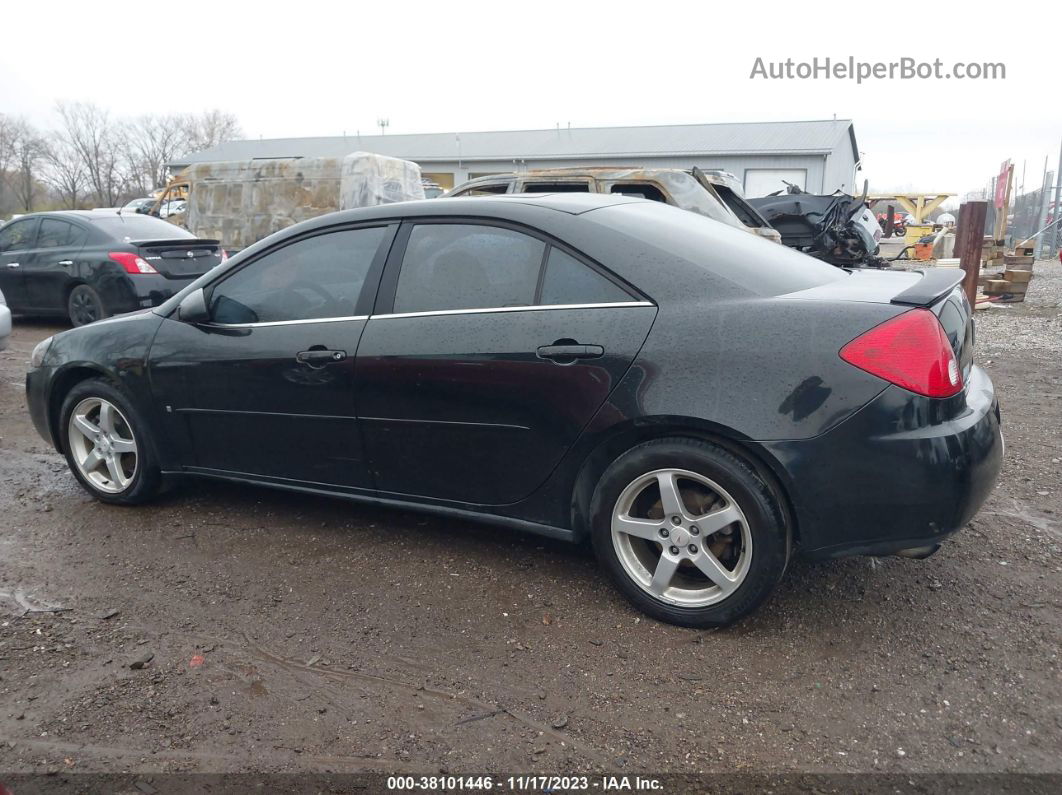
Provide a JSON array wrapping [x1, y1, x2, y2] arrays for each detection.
[[394, 224, 545, 313], [90, 215, 195, 241], [209, 227, 386, 324], [0, 219, 37, 251], [540, 248, 631, 305], [38, 219, 87, 249], [522, 182, 590, 193]]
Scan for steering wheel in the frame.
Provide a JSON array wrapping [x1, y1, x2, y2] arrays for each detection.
[[287, 280, 340, 315]]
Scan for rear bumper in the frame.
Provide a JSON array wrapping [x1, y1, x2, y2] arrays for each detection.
[[761, 364, 1002, 559], [101, 273, 199, 314]]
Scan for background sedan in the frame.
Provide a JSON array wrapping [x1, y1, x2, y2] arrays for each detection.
[[0, 210, 223, 326]]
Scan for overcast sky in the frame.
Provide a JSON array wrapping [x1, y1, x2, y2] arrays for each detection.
[[3, 0, 1058, 200]]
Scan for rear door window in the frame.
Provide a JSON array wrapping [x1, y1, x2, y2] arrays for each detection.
[[37, 219, 87, 249], [393, 224, 545, 313]]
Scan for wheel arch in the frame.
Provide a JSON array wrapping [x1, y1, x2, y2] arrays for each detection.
[[569, 416, 799, 549], [47, 364, 118, 453]]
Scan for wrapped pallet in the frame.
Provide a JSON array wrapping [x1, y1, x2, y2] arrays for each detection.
[[159, 152, 425, 251]]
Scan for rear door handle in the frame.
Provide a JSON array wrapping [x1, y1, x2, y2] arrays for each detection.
[[58, 260, 74, 266], [296, 348, 347, 367], [5, 262, 18, 269], [536, 343, 604, 362]]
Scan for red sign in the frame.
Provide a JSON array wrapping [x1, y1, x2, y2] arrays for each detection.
[[994, 160, 1012, 209]]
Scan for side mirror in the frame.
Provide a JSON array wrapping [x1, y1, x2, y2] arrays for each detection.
[[177, 288, 209, 324]]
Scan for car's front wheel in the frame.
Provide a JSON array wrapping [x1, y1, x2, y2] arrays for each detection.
[[60, 379, 162, 504], [591, 438, 789, 627]]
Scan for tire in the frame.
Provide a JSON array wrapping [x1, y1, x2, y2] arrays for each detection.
[[590, 437, 789, 628], [59, 378, 162, 504], [67, 284, 109, 327]]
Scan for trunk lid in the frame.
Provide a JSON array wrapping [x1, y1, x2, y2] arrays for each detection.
[[135, 238, 223, 279]]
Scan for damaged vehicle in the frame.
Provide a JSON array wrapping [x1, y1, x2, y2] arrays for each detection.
[[749, 182, 888, 268], [448, 167, 781, 243]]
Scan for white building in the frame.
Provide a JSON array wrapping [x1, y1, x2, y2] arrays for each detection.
[[171, 119, 861, 197]]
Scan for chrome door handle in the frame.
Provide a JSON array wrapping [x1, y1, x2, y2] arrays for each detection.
[[5, 262, 18, 268], [58, 260, 74, 266]]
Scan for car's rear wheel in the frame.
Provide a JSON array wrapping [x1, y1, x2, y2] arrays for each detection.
[[60, 379, 161, 504], [67, 285, 108, 327], [590, 438, 789, 627]]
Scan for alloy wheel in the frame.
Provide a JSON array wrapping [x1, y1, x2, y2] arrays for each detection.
[[66, 397, 138, 494], [610, 468, 752, 607]]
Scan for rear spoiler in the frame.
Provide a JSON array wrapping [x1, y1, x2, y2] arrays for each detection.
[[132, 239, 220, 247], [891, 269, 964, 307]]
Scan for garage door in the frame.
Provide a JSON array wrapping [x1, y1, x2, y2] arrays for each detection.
[[744, 169, 807, 198]]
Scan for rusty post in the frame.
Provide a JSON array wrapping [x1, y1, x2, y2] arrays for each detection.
[[956, 201, 988, 306]]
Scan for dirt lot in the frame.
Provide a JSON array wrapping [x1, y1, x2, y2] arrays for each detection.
[[0, 268, 1060, 779]]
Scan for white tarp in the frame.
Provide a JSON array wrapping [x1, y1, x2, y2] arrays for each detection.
[[339, 152, 425, 209]]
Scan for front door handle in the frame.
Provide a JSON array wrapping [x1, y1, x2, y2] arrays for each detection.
[[5, 262, 19, 269], [536, 343, 605, 362], [296, 348, 347, 367], [58, 260, 74, 266]]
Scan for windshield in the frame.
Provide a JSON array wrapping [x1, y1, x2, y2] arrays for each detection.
[[91, 215, 195, 241]]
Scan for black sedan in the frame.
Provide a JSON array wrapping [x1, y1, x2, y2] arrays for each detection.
[[0, 210, 223, 326], [25, 194, 1002, 627]]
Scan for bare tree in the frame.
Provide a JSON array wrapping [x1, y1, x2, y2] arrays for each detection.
[[11, 123, 46, 210], [42, 132, 87, 209], [0, 114, 20, 211], [180, 109, 242, 154], [56, 101, 125, 206], [124, 114, 188, 193]]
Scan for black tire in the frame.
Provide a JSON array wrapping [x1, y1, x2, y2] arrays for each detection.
[[59, 378, 162, 505], [590, 437, 789, 628], [67, 284, 109, 327]]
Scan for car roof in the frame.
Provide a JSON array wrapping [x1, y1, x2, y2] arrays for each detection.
[[15, 210, 125, 223]]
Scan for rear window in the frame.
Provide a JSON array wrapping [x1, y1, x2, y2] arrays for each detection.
[[593, 201, 845, 297], [90, 215, 195, 241]]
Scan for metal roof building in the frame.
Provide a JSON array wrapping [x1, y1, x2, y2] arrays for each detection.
[[171, 119, 861, 196]]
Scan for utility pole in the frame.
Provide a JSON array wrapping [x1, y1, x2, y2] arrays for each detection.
[[1035, 169, 1054, 259], [1052, 136, 1062, 258]]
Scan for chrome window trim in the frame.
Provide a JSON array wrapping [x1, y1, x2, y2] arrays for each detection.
[[373, 301, 654, 321], [206, 314, 369, 329]]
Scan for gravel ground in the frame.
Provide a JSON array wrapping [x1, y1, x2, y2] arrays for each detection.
[[0, 265, 1060, 779]]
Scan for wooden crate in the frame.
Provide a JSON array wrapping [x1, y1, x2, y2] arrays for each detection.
[[1004, 254, 1035, 267], [1004, 269, 1033, 284]]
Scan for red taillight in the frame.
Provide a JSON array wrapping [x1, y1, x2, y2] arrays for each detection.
[[839, 309, 963, 398], [108, 251, 158, 274]]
